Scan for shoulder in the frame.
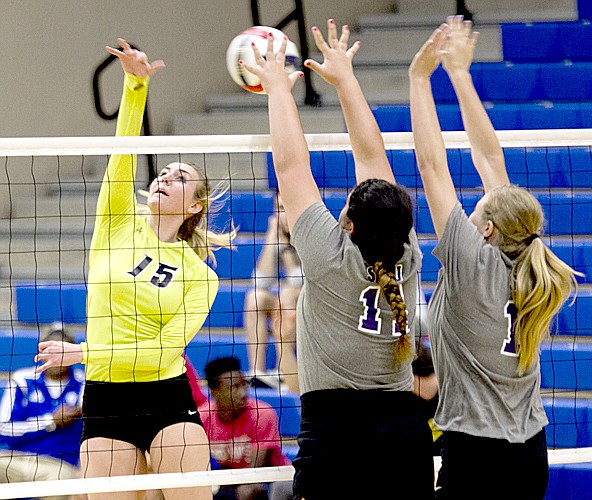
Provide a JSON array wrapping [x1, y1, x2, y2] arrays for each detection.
[[292, 202, 338, 240]]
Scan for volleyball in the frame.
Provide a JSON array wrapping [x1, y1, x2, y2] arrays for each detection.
[[226, 26, 301, 94]]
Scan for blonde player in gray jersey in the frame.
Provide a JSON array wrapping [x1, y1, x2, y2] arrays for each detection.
[[242, 19, 434, 500], [410, 17, 581, 499]]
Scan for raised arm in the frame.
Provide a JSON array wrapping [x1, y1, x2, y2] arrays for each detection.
[[442, 16, 509, 191], [409, 25, 458, 239], [243, 34, 322, 232], [305, 20, 394, 184], [95, 40, 165, 228]]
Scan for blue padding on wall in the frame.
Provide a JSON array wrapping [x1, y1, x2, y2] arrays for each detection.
[[479, 63, 544, 102], [371, 105, 411, 132], [547, 462, 592, 500], [559, 22, 592, 61], [248, 388, 301, 437], [185, 334, 277, 379], [541, 62, 592, 100], [0, 329, 40, 372], [519, 102, 583, 129], [556, 289, 592, 336], [544, 397, 592, 448], [430, 66, 457, 104], [579, 0, 592, 20], [502, 23, 562, 63], [208, 237, 264, 280], [215, 191, 276, 234], [206, 283, 250, 328], [541, 341, 592, 391], [485, 104, 522, 130], [15, 283, 87, 324]]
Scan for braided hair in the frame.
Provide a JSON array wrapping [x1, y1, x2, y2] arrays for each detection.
[[347, 179, 414, 362]]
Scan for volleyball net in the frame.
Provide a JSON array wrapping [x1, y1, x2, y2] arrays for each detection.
[[0, 130, 590, 498]]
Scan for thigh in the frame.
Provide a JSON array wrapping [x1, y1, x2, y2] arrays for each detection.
[[150, 422, 211, 500], [0, 452, 30, 483], [81, 437, 147, 500]]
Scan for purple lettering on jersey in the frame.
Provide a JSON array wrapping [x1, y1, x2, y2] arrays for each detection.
[[501, 301, 519, 357], [358, 286, 382, 334]]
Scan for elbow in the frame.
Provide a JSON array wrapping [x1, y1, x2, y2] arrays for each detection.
[[416, 156, 440, 176]]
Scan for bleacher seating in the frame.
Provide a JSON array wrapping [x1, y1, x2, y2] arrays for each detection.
[[541, 341, 592, 391]]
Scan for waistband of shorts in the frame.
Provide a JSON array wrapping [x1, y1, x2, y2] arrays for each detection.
[[300, 389, 419, 420], [85, 372, 188, 388]]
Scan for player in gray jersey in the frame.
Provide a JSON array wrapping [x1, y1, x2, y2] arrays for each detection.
[[410, 17, 581, 499], [243, 19, 434, 500]]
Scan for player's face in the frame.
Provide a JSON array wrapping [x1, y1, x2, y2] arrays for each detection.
[[148, 163, 203, 217], [214, 370, 248, 415]]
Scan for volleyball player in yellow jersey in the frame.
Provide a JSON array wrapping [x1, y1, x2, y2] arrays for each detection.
[[35, 40, 233, 500]]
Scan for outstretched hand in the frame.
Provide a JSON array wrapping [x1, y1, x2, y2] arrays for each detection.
[[35, 341, 83, 374], [304, 19, 360, 87], [441, 16, 479, 74], [241, 32, 303, 94], [409, 24, 449, 79], [106, 38, 165, 79]]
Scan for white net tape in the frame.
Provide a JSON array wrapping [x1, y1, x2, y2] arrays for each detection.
[[0, 129, 591, 156]]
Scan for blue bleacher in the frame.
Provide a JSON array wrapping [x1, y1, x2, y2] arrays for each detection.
[[502, 22, 592, 63], [268, 146, 592, 192], [548, 462, 592, 500], [544, 397, 592, 448], [541, 342, 592, 391]]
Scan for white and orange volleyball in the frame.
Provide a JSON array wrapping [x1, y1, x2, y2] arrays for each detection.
[[226, 26, 301, 94]]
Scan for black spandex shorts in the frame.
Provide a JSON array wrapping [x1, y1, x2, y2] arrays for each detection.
[[293, 389, 435, 500], [81, 373, 203, 453], [435, 429, 549, 500]]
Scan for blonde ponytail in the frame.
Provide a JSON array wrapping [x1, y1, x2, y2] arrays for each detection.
[[483, 185, 582, 375], [512, 238, 580, 375]]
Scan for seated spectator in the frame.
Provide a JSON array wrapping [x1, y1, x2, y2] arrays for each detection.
[[201, 357, 293, 500], [244, 194, 303, 394], [0, 323, 85, 500]]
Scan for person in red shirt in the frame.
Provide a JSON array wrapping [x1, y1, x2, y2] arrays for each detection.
[[201, 357, 292, 499]]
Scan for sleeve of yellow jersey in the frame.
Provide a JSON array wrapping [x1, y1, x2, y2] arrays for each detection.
[[80, 267, 219, 371], [94, 72, 149, 230]]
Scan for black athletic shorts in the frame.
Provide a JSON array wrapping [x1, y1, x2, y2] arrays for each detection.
[[293, 389, 435, 500], [81, 373, 203, 453], [435, 429, 549, 500]]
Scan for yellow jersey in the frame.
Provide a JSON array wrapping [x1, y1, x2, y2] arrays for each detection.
[[80, 73, 218, 382]]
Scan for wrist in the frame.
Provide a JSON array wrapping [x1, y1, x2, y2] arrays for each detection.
[[446, 68, 472, 83], [409, 74, 432, 86]]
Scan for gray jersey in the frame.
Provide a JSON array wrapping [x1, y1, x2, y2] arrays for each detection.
[[291, 202, 422, 395], [429, 203, 548, 443]]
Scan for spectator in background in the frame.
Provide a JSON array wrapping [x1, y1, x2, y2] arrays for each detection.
[[244, 194, 303, 394], [0, 323, 85, 500], [201, 357, 292, 500]]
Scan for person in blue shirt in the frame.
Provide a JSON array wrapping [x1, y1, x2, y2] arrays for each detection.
[[0, 323, 84, 500]]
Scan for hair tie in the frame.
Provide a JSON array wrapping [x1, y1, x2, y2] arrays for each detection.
[[524, 233, 540, 246]]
